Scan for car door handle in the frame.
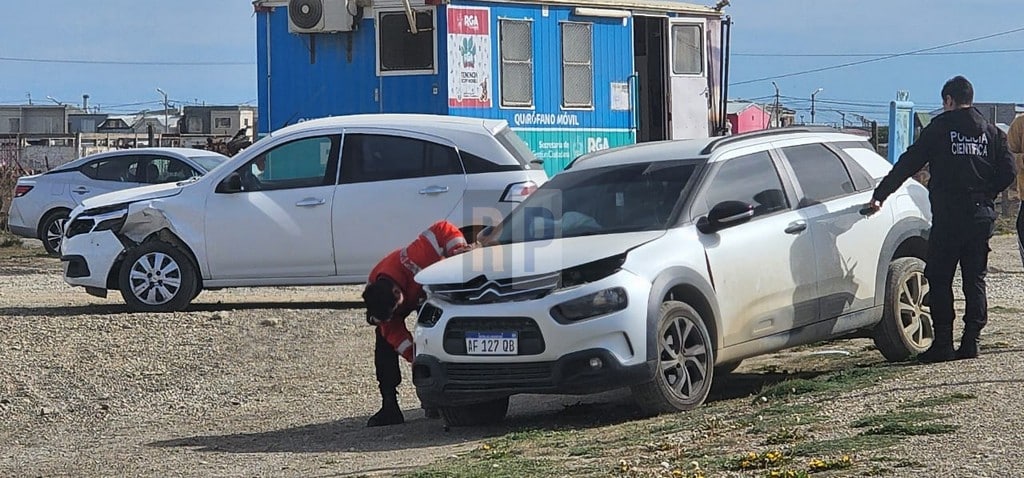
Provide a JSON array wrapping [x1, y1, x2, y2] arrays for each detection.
[[419, 185, 450, 195], [73, 187, 90, 194], [784, 221, 807, 234], [295, 198, 326, 207]]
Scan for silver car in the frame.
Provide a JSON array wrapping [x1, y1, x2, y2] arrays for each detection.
[[8, 148, 228, 255]]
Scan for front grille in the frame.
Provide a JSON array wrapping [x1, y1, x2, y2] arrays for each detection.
[[444, 361, 555, 391], [444, 317, 545, 355], [431, 272, 560, 305]]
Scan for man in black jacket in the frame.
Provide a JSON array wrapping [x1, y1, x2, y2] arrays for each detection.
[[866, 76, 1015, 363]]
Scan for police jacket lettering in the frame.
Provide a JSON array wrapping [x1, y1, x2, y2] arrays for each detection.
[[874, 107, 1015, 203]]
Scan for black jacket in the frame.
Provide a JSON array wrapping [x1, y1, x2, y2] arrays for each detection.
[[873, 107, 1015, 203]]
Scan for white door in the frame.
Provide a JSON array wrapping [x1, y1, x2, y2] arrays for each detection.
[[697, 149, 819, 347], [333, 130, 468, 279], [774, 141, 892, 319], [667, 18, 709, 140], [69, 154, 145, 204], [204, 134, 340, 279]]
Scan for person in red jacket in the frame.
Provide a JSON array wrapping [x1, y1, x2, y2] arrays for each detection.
[[361, 220, 473, 426]]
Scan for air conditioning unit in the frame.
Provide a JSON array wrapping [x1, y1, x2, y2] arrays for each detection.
[[288, 0, 355, 34]]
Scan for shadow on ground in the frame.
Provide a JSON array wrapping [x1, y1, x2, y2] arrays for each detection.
[[146, 368, 834, 454], [0, 301, 364, 317]]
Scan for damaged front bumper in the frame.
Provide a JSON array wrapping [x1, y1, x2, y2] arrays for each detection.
[[61, 207, 129, 292]]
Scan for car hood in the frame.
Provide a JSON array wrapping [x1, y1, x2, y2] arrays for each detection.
[[80, 182, 186, 210], [416, 230, 665, 284]]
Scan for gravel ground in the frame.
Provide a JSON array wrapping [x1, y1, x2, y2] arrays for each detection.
[[1, 236, 1023, 476]]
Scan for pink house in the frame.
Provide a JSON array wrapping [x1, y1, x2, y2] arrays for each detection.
[[727, 102, 772, 134]]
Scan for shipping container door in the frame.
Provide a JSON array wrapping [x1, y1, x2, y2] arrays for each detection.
[[667, 17, 709, 140]]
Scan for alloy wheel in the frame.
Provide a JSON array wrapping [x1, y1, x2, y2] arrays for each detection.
[[659, 314, 710, 401], [46, 218, 66, 253], [128, 252, 182, 306], [897, 270, 933, 349]]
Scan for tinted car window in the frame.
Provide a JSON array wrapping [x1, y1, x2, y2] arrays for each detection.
[[704, 151, 789, 219], [80, 156, 140, 182], [235, 136, 338, 192], [187, 154, 228, 173], [460, 150, 521, 174], [341, 134, 462, 183], [781, 143, 856, 205], [135, 156, 197, 184]]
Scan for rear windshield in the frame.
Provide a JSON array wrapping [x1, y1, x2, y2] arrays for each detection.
[[494, 128, 541, 170], [188, 154, 228, 173]]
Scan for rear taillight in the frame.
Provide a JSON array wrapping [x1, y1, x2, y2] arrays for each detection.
[[14, 185, 33, 197], [501, 181, 538, 202]]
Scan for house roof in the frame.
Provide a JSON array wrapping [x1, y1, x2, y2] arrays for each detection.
[[726, 101, 766, 115]]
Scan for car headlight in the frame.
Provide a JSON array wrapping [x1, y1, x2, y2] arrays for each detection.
[[65, 205, 129, 239], [552, 287, 628, 323], [560, 253, 627, 289]]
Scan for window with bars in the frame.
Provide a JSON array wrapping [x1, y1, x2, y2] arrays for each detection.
[[672, 24, 703, 75], [499, 19, 533, 107], [561, 22, 593, 108]]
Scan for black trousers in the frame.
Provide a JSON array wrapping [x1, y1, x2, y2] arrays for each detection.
[[374, 327, 401, 399], [925, 199, 996, 341]]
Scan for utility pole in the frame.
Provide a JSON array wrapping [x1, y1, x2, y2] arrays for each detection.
[[771, 81, 780, 128], [810, 87, 823, 124], [156, 87, 169, 136], [839, 111, 846, 129]]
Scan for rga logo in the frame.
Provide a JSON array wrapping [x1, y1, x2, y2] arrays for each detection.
[[462, 14, 480, 30], [587, 137, 610, 152]]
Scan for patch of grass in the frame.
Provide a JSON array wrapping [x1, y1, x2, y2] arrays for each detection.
[[0, 230, 21, 248], [860, 422, 958, 436], [851, 410, 946, 428], [755, 367, 892, 401], [567, 445, 601, 457], [405, 458, 553, 478], [764, 428, 807, 445], [789, 434, 902, 457], [899, 392, 977, 409]]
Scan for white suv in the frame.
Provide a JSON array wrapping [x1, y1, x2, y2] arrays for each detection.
[[412, 128, 933, 426], [61, 114, 547, 312]]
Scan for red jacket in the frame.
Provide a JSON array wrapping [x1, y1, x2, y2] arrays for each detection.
[[369, 220, 468, 362]]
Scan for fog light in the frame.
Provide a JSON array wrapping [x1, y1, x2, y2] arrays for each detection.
[[589, 358, 603, 369]]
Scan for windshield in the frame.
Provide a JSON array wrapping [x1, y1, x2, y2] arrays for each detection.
[[188, 154, 229, 173], [494, 160, 701, 244]]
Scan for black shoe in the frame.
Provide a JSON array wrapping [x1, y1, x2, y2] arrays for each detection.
[[956, 340, 979, 360], [424, 407, 441, 419], [917, 345, 956, 364], [367, 403, 404, 427]]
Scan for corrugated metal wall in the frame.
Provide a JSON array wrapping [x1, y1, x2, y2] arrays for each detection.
[[448, 1, 636, 175], [256, 4, 447, 135]]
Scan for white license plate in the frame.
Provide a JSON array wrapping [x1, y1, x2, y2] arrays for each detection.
[[465, 332, 518, 355]]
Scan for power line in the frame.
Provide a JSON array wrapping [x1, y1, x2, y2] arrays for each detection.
[[731, 25, 1024, 86], [735, 48, 1024, 57], [0, 56, 253, 66]]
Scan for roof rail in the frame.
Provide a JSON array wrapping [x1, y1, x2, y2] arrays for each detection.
[[699, 126, 841, 155]]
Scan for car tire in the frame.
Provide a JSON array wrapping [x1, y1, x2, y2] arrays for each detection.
[[439, 397, 510, 427], [118, 240, 198, 313], [39, 209, 70, 256], [714, 360, 743, 376], [873, 257, 933, 362], [632, 301, 715, 416]]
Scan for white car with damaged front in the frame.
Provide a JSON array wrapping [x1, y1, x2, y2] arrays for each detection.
[[412, 128, 933, 426], [61, 114, 547, 312]]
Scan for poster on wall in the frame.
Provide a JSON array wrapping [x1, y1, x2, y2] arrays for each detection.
[[447, 6, 492, 109]]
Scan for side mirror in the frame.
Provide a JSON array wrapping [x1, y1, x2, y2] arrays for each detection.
[[697, 200, 754, 234], [216, 172, 243, 194]]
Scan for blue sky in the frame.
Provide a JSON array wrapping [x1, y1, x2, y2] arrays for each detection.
[[1, 0, 1022, 124]]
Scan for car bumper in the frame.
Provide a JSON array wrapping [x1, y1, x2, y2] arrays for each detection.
[[62, 230, 125, 289], [6, 201, 35, 238], [414, 350, 654, 407], [412, 270, 653, 405]]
